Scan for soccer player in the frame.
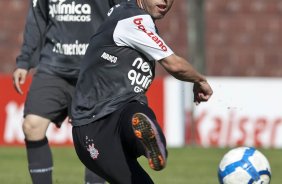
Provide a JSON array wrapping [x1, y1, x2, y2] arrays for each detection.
[[71, 0, 213, 183], [12, 0, 126, 183]]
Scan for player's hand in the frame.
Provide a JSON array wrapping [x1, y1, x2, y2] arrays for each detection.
[[193, 81, 213, 105], [13, 68, 28, 95]]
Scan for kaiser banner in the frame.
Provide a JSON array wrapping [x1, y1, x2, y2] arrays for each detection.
[[1, 75, 282, 148], [186, 77, 282, 148]]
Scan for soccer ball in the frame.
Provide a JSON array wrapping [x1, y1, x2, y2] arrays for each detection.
[[218, 147, 271, 184]]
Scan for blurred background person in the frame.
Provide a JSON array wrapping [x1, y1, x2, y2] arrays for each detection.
[[12, 0, 126, 183]]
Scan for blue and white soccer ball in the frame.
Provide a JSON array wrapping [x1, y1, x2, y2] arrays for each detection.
[[218, 147, 271, 184]]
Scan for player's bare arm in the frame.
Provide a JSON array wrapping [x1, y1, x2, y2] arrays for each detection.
[[159, 54, 213, 104], [12, 68, 28, 95]]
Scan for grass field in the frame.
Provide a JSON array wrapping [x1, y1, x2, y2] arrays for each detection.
[[0, 146, 281, 184]]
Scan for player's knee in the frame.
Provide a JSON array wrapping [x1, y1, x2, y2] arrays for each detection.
[[22, 115, 50, 139]]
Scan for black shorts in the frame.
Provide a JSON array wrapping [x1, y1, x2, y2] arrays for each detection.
[[72, 101, 166, 184], [24, 71, 76, 126]]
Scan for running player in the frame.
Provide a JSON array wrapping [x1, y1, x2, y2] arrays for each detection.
[[71, 0, 213, 183], [12, 0, 126, 183]]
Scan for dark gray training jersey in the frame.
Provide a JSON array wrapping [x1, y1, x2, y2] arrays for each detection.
[[16, 0, 125, 78], [71, 1, 174, 126]]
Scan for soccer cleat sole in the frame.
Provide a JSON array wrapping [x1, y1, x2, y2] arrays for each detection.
[[132, 113, 166, 171]]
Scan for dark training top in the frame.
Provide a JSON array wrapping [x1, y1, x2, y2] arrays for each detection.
[[71, 1, 174, 126], [16, 0, 125, 79]]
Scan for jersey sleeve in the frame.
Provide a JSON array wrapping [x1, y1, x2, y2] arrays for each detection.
[[113, 14, 174, 61], [16, 0, 48, 70]]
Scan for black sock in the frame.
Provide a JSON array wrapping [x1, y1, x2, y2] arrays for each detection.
[[25, 137, 53, 184], [84, 167, 106, 184]]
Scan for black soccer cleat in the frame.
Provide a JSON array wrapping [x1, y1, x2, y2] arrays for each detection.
[[132, 113, 166, 171]]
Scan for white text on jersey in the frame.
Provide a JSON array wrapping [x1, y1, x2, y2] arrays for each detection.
[[128, 57, 152, 93], [53, 40, 89, 55], [101, 52, 118, 63], [49, 0, 91, 22]]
